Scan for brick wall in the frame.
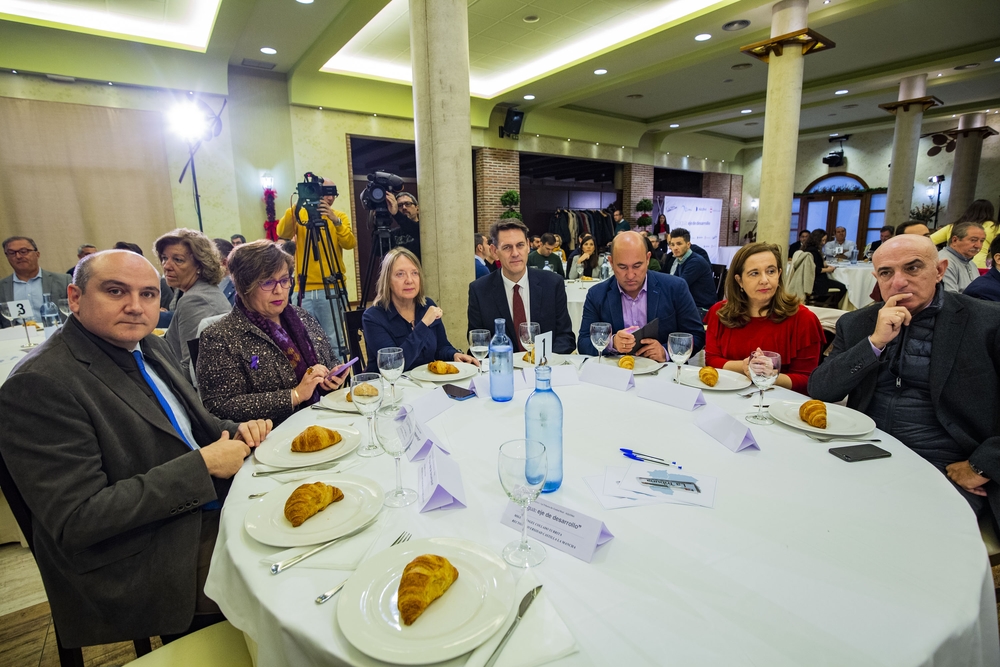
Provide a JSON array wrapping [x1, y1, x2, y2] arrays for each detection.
[[474, 148, 520, 235], [701, 172, 743, 246], [622, 163, 654, 225]]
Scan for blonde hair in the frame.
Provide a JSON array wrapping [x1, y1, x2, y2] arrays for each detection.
[[716, 242, 799, 328], [373, 248, 426, 310], [153, 228, 225, 285]]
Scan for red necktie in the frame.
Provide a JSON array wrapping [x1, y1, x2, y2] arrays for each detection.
[[512, 284, 526, 352]]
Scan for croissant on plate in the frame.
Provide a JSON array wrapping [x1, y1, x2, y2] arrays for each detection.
[[397, 554, 459, 625], [428, 361, 459, 375], [283, 482, 344, 527], [522, 349, 535, 363], [799, 400, 827, 429], [291, 425, 342, 453], [699, 367, 719, 387], [618, 355, 635, 370], [351, 382, 379, 400]]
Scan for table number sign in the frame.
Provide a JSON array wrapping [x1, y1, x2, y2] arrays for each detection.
[[417, 446, 466, 513], [533, 331, 552, 366], [501, 497, 614, 563], [694, 404, 760, 452], [637, 379, 706, 411], [4, 300, 32, 321], [580, 361, 634, 392]]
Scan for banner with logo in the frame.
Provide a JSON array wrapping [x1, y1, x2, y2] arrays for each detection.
[[662, 196, 722, 263]]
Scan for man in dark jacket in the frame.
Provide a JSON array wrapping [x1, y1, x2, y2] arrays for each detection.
[[386, 192, 421, 259], [666, 228, 717, 312], [964, 235, 1000, 302]]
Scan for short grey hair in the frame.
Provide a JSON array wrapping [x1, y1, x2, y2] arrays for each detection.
[[396, 192, 418, 206], [2, 236, 37, 252], [952, 221, 985, 241], [77, 244, 97, 255], [153, 228, 225, 285], [227, 240, 294, 299]]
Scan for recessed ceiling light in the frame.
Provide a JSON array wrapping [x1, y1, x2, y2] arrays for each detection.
[[823, 0, 830, 4], [953, 114, 956, 117], [594, 69, 607, 75], [685, 155, 690, 157], [11, 70, 16, 74], [937, 73, 943, 77], [536, 134, 539, 137], [523, 15, 539, 23], [731, 63, 752, 70], [188, 91, 193, 95], [621, 146, 625, 148], [567, 138, 571, 141], [722, 19, 750, 31], [108, 81, 113, 85], [830, 133, 839, 136], [835, 89, 849, 95], [741, 109, 752, 114], [373, 113, 377, 116], [260, 47, 277, 55], [695, 33, 712, 41], [524, 94, 535, 100], [318, 106, 323, 110], [995, 56, 1000, 62], [296, 0, 313, 4], [595, 142, 599, 145], [954, 63, 979, 70], [670, 123, 680, 128]]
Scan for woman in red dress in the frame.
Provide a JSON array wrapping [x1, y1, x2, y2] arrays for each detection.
[[705, 243, 825, 394]]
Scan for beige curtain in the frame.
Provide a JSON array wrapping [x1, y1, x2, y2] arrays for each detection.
[[0, 96, 176, 278]]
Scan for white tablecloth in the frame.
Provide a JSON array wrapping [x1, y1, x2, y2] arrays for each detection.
[[565, 280, 603, 338], [206, 375, 999, 667], [832, 263, 878, 310]]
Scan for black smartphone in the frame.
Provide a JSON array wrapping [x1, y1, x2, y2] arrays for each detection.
[[442, 383, 476, 401], [828, 444, 891, 462]]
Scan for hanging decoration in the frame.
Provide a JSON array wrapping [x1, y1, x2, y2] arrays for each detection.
[[263, 188, 278, 240]]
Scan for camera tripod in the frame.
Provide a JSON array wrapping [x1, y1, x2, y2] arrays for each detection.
[[357, 209, 397, 311], [295, 203, 351, 357]]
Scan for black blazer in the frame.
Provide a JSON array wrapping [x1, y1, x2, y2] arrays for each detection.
[[467, 269, 576, 354]]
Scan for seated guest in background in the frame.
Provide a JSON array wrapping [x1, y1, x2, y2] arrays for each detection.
[[114, 241, 173, 312], [154, 229, 232, 382], [705, 243, 825, 394], [823, 226, 857, 262], [804, 229, 848, 306], [930, 200, 996, 269], [865, 226, 894, 258], [474, 233, 492, 280], [67, 243, 97, 274], [644, 236, 661, 272], [939, 222, 985, 294], [649, 235, 666, 264], [468, 219, 576, 354], [526, 233, 566, 277], [230, 234, 246, 246], [0, 249, 271, 647], [213, 238, 237, 306], [896, 220, 931, 237], [667, 228, 716, 312], [659, 239, 711, 274], [566, 233, 586, 264], [578, 231, 704, 360], [964, 236, 1000, 302], [364, 248, 477, 373], [809, 235, 1000, 518], [530, 235, 542, 250], [197, 241, 345, 424], [568, 234, 601, 279], [1, 236, 71, 328], [613, 209, 630, 235], [789, 229, 810, 257]]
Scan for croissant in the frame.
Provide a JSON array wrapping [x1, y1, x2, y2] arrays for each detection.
[[699, 367, 719, 387], [397, 554, 459, 625], [428, 361, 459, 375], [345, 391, 353, 402], [522, 349, 535, 363], [618, 355, 635, 370], [291, 425, 343, 453], [799, 400, 827, 429], [351, 382, 379, 400], [283, 482, 344, 527]]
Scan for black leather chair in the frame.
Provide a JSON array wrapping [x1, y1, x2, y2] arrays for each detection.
[[344, 309, 367, 370], [710, 264, 728, 302]]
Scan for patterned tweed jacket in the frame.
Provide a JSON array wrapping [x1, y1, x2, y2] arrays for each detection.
[[195, 306, 337, 424]]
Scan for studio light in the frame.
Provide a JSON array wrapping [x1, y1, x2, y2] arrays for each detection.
[[169, 98, 226, 232], [168, 103, 209, 142], [260, 174, 274, 189], [928, 175, 945, 183]]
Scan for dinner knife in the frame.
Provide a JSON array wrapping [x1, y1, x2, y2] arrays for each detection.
[[252, 461, 342, 477], [484, 585, 543, 667], [270, 515, 380, 574]]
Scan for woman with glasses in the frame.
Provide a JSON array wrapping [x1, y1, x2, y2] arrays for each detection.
[[196, 240, 345, 425]]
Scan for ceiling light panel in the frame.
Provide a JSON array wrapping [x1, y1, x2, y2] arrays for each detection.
[[0, 0, 222, 51]]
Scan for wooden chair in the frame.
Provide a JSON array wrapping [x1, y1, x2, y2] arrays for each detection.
[[978, 513, 1000, 602], [710, 264, 728, 302], [130, 620, 252, 667]]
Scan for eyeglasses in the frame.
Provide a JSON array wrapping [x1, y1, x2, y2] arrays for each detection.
[[4, 248, 36, 258], [398, 201, 416, 208], [259, 276, 293, 292]]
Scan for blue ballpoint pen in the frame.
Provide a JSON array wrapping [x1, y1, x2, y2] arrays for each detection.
[[620, 448, 681, 469]]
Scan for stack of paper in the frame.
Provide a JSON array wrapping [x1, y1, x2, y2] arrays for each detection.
[[585, 464, 716, 510]]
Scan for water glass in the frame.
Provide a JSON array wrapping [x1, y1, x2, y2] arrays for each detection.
[[667, 332, 694, 383], [374, 406, 417, 508], [498, 439, 547, 568], [351, 373, 384, 457], [377, 347, 404, 406], [57, 298, 71, 322], [469, 329, 490, 374], [0, 304, 36, 347], [518, 322, 540, 362], [746, 351, 781, 425], [590, 322, 612, 364]]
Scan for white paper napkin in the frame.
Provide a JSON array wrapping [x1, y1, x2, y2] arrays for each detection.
[[258, 515, 387, 571], [465, 571, 578, 667]]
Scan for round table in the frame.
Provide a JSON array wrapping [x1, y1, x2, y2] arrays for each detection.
[[206, 374, 998, 667], [832, 263, 878, 310], [565, 280, 603, 338]]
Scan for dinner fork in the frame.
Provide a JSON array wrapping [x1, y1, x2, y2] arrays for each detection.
[[314, 531, 412, 604]]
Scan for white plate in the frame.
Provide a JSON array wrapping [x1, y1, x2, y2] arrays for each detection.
[[594, 355, 664, 375], [243, 473, 383, 547], [768, 399, 877, 437], [319, 388, 360, 414], [338, 537, 515, 664], [677, 366, 753, 391], [512, 352, 569, 369], [253, 422, 361, 468], [408, 362, 479, 383]]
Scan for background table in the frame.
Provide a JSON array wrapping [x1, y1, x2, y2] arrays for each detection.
[[565, 279, 603, 338], [0, 328, 34, 546], [832, 263, 878, 310], [207, 373, 998, 667]]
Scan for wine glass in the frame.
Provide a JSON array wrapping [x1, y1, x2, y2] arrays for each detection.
[[518, 322, 540, 364], [667, 333, 694, 383], [469, 329, 490, 375], [590, 322, 612, 364], [377, 347, 404, 406], [746, 351, 781, 425], [351, 373, 384, 458], [498, 439, 547, 568], [374, 406, 417, 507], [57, 298, 71, 323], [0, 304, 35, 347]]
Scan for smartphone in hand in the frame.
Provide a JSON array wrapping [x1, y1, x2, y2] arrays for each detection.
[[326, 357, 359, 381]]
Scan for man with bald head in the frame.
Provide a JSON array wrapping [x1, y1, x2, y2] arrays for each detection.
[[0, 250, 273, 647], [578, 231, 704, 360], [810, 236, 1000, 521]]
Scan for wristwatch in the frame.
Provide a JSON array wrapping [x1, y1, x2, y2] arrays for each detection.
[[969, 461, 988, 478]]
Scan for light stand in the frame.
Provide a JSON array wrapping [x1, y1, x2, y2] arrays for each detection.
[[928, 175, 945, 229], [170, 99, 227, 232]]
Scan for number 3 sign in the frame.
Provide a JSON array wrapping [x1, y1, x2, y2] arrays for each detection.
[[4, 300, 33, 320]]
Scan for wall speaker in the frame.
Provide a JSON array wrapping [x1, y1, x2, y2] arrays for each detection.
[[500, 108, 525, 138]]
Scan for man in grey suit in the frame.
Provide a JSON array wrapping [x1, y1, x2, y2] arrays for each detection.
[[0, 250, 272, 647], [809, 235, 1000, 522], [1, 236, 71, 327]]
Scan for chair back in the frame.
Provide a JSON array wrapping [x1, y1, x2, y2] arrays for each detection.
[[344, 309, 367, 369], [710, 264, 727, 301]]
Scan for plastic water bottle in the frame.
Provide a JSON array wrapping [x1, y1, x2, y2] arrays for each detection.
[[849, 247, 858, 265], [40, 293, 60, 338], [525, 364, 563, 492], [489, 318, 514, 402], [599, 255, 611, 280]]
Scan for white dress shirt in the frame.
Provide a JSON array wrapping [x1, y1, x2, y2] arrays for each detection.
[[501, 270, 530, 327]]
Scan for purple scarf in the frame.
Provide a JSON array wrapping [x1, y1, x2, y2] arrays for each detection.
[[237, 297, 320, 405]]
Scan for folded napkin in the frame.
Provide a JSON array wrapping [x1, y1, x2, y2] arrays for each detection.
[[466, 571, 577, 667], [258, 515, 387, 571]]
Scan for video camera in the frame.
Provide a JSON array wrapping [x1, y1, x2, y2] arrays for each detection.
[[295, 172, 338, 225], [360, 171, 404, 220]]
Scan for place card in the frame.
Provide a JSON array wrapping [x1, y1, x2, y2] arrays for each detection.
[[4, 300, 33, 321], [470, 370, 528, 396], [637, 379, 706, 411], [407, 387, 455, 424], [522, 364, 579, 388], [617, 461, 717, 508], [405, 420, 450, 462], [694, 404, 760, 453], [580, 360, 634, 391], [501, 497, 614, 563], [417, 446, 466, 513]]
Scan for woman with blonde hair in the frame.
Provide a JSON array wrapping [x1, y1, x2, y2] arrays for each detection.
[[704, 242, 825, 394], [361, 248, 478, 372]]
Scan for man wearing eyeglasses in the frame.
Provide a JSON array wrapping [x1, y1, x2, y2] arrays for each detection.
[[1, 236, 71, 328], [386, 192, 422, 260]]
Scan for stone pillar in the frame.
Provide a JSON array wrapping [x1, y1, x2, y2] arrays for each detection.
[[473, 148, 519, 234], [622, 163, 653, 225], [883, 75, 938, 230], [947, 112, 995, 224], [410, 0, 474, 346]]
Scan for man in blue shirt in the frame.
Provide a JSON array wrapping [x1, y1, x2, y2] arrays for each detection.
[[667, 228, 717, 312], [1, 236, 71, 328]]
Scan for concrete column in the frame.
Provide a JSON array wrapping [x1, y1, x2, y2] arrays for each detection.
[[756, 0, 808, 258], [410, 0, 474, 346], [947, 112, 988, 224], [884, 74, 928, 230]]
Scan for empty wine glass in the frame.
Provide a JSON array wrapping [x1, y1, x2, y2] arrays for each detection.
[[374, 406, 417, 507], [0, 303, 35, 347], [590, 322, 612, 364], [351, 373, 384, 458], [746, 351, 781, 425], [518, 322, 540, 363], [57, 298, 71, 323], [377, 347, 404, 406], [498, 439, 547, 568], [469, 329, 490, 374], [667, 333, 694, 383]]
